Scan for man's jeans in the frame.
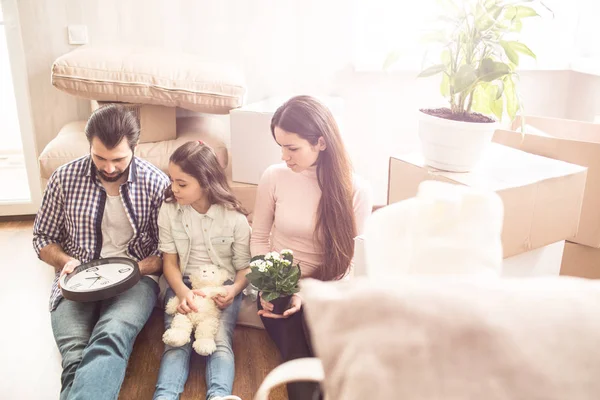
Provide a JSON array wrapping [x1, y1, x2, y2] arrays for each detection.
[[51, 276, 158, 400], [153, 279, 242, 400]]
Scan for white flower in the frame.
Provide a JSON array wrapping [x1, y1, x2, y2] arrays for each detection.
[[282, 259, 291, 266], [265, 251, 281, 261], [281, 249, 293, 256], [250, 260, 262, 268], [266, 260, 273, 268], [258, 262, 268, 272]]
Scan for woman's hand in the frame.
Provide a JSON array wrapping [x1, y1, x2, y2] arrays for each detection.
[[177, 290, 199, 314], [258, 293, 302, 319], [214, 285, 236, 310]]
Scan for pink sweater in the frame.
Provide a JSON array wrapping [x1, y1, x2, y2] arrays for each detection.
[[250, 163, 373, 277]]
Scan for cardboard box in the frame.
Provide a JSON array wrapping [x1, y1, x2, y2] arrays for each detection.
[[91, 100, 176, 144], [229, 96, 344, 184], [230, 181, 257, 223], [388, 143, 587, 258], [503, 241, 565, 276], [560, 242, 600, 279], [494, 115, 600, 247]]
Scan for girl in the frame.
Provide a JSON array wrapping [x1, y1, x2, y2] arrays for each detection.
[[154, 141, 249, 400], [251, 95, 373, 400]]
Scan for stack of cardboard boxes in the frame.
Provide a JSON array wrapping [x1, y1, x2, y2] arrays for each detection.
[[387, 140, 589, 277], [494, 116, 600, 279]]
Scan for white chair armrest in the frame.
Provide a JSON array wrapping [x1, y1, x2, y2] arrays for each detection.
[[254, 357, 324, 400]]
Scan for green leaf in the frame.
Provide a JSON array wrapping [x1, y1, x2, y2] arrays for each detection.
[[508, 41, 536, 59], [471, 84, 493, 116], [383, 51, 401, 71], [495, 80, 504, 100], [514, 6, 539, 18], [262, 292, 279, 302], [504, 75, 519, 121], [453, 64, 478, 93], [500, 41, 520, 65], [504, 6, 517, 20], [490, 96, 504, 120], [418, 64, 446, 78], [441, 49, 451, 66], [511, 19, 523, 32], [477, 58, 510, 82]]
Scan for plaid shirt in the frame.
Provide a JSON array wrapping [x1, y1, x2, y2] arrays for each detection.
[[33, 155, 170, 311]]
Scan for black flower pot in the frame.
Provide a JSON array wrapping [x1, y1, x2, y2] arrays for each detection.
[[271, 295, 292, 315]]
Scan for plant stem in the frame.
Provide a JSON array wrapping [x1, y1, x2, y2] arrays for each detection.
[[466, 89, 475, 113]]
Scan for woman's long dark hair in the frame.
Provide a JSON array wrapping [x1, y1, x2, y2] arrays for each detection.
[[271, 95, 356, 281], [165, 141, 247, 215]]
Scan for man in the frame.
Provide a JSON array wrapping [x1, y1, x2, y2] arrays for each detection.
[[33, 104, 170, 400]]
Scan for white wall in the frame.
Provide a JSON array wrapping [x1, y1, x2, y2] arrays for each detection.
[[14, 0, 598, 204], [567, 72, 600, 122]]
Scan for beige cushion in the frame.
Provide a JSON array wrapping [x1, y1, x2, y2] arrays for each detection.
[[38, 116, 229, 180], [302, 276, 600, 400], [51, 46, 246, 114], [90, 101, 177, 144]]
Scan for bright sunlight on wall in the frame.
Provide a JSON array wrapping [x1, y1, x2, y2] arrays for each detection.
[[352, 0, 592, 72]]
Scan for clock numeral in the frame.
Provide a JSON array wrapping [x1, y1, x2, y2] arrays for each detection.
[[87, 267, 99, 272], [118, 268, 132, 273], [70, 283, 82, 289], [100, 280, 110, 286]]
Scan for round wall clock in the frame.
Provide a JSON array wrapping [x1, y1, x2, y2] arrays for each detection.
[[60, 257, 141, 302]]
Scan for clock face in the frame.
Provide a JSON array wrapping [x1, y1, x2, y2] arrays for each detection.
[[65, 262, 135, 292], [60, 257, 141, 302]]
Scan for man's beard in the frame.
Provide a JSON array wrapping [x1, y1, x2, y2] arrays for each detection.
[[95, 158, 132, 183], [97, 168, 128, 182]]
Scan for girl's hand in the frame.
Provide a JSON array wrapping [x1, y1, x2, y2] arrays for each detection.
[[258, 293, 302, 319], [214, 285, 236, 310], [177, 290, 198, 314]]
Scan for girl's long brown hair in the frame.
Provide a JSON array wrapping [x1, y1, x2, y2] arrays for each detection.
[[165, 141, 247, 215], [271, 95, 356, 281]]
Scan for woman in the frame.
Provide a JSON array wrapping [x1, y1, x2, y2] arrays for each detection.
[[251, 95, 373, 400]]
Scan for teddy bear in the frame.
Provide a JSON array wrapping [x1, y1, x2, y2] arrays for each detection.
[[162, 264, 229, 356]]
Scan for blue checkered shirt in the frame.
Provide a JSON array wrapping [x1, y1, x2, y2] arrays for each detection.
[[33, 155, 170, 311]]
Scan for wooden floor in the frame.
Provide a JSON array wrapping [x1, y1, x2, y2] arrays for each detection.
[[1, 219, 286, 400]]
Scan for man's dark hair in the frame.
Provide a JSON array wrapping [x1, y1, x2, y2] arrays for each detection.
[[84, 103, 140, 150]]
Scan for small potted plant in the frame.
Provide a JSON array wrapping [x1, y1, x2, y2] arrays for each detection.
[[246, 249, 301, 314], [386, 0, 550, 172]]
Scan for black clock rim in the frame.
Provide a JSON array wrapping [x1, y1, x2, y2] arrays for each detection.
[[61, 257, 141, 303]]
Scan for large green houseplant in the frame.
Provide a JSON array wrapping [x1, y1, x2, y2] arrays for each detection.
[[386, 0, 550, 172]]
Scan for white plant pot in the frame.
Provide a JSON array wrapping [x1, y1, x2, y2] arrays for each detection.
[[418, 110, 498, 172]]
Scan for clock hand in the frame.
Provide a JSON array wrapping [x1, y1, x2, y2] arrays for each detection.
[[88, 277, 100, 288]]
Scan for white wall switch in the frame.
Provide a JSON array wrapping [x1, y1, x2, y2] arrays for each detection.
[[67, 25, 88, 45]]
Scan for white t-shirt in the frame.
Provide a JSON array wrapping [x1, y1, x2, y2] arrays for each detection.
[[100, 194, 159, 283], [100, 194, 133, 259]]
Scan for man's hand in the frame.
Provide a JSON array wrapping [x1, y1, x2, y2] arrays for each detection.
[[176, 290, 199, 314], [58, 259, 81, 288], [214, 285, 237, 310]]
